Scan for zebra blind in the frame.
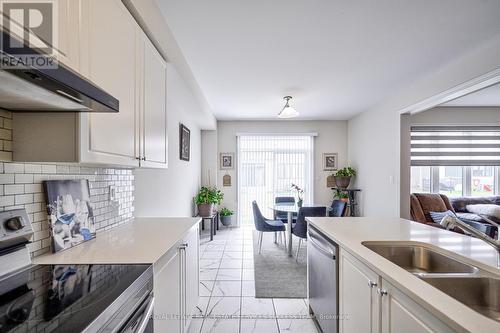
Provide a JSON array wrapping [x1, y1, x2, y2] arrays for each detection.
[[411, 126, 500, 166]]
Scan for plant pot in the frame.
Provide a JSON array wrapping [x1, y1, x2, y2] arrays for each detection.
[[220, 215, 233, 226], [334, 176, 351, 189], [340, 198, 349, 203], [297, 199, 303, 208], [198, 203, 215, 217]]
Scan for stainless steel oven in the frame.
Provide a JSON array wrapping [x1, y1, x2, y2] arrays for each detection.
[[117, 292, 154, 333], [0, 209, 154, 333]]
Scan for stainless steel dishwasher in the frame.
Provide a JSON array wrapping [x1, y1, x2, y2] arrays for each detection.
[[307, 226, 338, 333]]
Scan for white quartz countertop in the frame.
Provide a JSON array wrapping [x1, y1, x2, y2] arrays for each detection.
[[34, 217, 201, 265], [307, 217, 500, 333]]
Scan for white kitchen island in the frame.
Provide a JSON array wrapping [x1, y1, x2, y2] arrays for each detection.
[[307, 217, 500, 333], [35, 217, 201, 333]]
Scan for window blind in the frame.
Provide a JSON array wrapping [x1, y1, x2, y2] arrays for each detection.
[[411, 126, 500, 166], [237, 135, 314, 225]]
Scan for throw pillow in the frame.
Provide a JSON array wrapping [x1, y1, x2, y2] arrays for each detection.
[[429, 210, 457, 224], [466, 204, 500, 219]]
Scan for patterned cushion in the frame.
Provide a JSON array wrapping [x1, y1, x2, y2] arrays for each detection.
[[429, 210, 457, 224]]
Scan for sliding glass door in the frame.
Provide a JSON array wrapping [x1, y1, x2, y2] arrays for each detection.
[[237, 135, 314, 225]]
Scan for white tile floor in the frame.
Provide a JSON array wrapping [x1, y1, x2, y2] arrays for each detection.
[[190, 225, 319, 333]]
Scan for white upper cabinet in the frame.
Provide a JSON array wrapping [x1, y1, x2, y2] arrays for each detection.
[[11, 0, 169, 168], [55, 0, 80, 72], [79, 0, 139, 167], [139, 34, 168, 168]]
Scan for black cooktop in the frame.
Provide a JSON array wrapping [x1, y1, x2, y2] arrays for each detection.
[[0, 264, 150, 333]]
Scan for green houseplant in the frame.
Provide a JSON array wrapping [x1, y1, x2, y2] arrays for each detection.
[[195, 187, 223, 217], [333, 167, 356, 189], [219, 207, 234, 226]]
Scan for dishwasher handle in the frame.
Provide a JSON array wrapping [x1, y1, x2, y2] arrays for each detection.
[[308, 232, 336, 259]]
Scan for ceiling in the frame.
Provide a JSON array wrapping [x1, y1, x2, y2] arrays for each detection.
[[440, 83, 500, 107], [156, 0, 500, 120]]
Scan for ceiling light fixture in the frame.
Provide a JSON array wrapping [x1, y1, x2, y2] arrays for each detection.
[[278, 96, 299, 119]]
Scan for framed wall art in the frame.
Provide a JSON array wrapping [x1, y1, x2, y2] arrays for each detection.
[[323, 153, 338, 171], [43, 179, 95, 253], [179, 123, 191, 161], [220, 153, 235, 169]]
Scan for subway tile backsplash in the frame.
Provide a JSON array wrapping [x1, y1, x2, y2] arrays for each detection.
[[0, 162, 135, 257]]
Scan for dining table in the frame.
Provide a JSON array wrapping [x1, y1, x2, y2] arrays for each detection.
[[270, 204, 331, 257]]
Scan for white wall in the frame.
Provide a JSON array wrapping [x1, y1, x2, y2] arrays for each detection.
[[134, 65, 202, 217], [411, 107, 500, 125], [348, 34, 500, 218], [201, 130, 218, 187], [125, 0, 216, 130], [213, 121, 348, 215]]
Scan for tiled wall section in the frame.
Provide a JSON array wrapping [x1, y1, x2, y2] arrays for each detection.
[[0, 162, 134, 257], [0, 110, 13, 161]]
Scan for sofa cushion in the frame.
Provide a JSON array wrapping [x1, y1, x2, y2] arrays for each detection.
[[455, 212, 484, 222], [466, 204, 500, 219], [429, 210, 456, 224], [413, 193, 454, 223], [450, 196, 500, 213]]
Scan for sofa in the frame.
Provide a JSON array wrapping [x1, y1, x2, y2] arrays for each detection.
[[449, 196, 500, 222], [410, 193, 498, 238]]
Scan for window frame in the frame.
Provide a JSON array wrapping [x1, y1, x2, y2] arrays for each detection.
[[412, 165, 500, 196]]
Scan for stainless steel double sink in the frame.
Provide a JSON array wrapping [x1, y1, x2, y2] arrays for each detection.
[[363, 241, 500, 322]]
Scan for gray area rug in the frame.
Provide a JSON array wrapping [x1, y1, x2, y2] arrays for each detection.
[[252, 230, 307, 298]]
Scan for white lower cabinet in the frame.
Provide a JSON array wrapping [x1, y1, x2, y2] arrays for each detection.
[[339, 249, 453, 333], [153, 226, 199, 333], [154, 249, 181, 332], [339, 251, 380, 333], [380, 279, 454, 333], [182, 226, 200, 331]]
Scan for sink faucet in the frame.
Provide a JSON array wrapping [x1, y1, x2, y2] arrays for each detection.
[[440, 215, 500, 268]]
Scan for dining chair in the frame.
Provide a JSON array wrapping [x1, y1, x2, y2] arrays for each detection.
[[252, 201, 287, 254], [274, 196, 297, 222], [293, 206, 327, 262], [330, 200, 348, 217]]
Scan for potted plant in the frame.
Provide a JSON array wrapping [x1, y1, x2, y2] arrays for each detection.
[[219, 207, 234, 226], [339, 192, 349, 202], [333, 189, 350, 202], [195, 186, 223, 217], [333, 167, 356, 189], [291, 183, 304, 207]]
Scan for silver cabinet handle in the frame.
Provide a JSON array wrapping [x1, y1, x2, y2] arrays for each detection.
[[368, 280, 377, 288], [377, 288, 388, 296]]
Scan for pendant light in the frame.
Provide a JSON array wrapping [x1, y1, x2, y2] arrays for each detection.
[[278, 96, 299, 118]]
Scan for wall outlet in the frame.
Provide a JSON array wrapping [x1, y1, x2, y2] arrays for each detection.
[[109, 185, 116, 202]]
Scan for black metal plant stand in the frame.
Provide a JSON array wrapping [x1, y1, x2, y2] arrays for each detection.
[[331, 188, 361, 217]]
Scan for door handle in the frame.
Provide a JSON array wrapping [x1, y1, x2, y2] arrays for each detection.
[[368, 280, 378, 288], [136, 296, 155, 333], [308, 234, 335, 259]]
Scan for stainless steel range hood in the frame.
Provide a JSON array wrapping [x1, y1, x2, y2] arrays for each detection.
[[0, 30, 119, 113]]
